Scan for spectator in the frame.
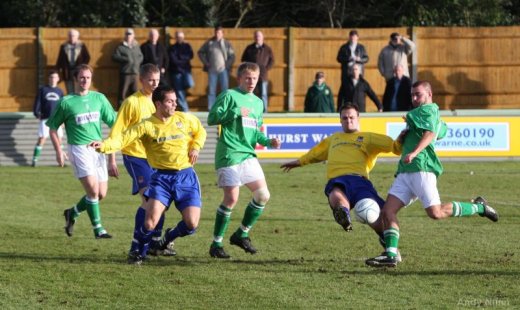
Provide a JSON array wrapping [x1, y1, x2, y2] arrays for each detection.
[[337, 64, 382, 112], [112, 28, 144, 109], [198, 26, 235, 110], [168, 30, 194, 112], [304, 71, 335, 113], [337, 29, 369, 80], [378, 32, 416, 82], [382, 64, 413, 112], [140, 29, 169, 87], [55, 29, 90, 94], [241, 30, 275, 112]]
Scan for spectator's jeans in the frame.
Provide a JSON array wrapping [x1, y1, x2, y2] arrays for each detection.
[[172, 72, 194, 112], [208, 69, 229, 110], [260, 80, 268, 112]]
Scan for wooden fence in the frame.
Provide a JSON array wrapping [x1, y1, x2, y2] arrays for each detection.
[[1, 26, 520, 113]]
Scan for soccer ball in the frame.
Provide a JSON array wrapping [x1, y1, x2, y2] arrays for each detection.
[[353, 198, 380, 224]]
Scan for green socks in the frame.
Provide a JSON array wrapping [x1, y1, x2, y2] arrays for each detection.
[[384, 228, 400, 258], [212, 205, 232, 247], [72, 196, 88, 219], [85, 197, 105, 236], [451, 201, 484, 217], [32, 145, 42, 161], [235, 200, 265, 238]]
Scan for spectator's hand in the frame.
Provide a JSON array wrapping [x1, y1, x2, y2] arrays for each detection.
[[378, 108, 383, 112], [188, 149, 200, 165], [280, 160, 301, 172], [270, 138, 282, 149]]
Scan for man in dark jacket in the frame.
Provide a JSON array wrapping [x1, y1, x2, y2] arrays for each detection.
[[382, 64, 413, 112], [141, 29, 169, 87], [337, 30, 368, 82], [337, 64, 382, 113], [168, 30, 194, 112], [55, 29, 90, 94], [304, 71, 335, 113], [241, 30, 275, 112]]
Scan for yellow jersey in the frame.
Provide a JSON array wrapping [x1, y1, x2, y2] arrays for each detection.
[[109, 90, 156, 158], [299, 131, 402, 180], [101, 112, 206, 170]]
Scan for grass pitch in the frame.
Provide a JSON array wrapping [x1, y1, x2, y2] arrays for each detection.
[[0, 161, 518, 309]]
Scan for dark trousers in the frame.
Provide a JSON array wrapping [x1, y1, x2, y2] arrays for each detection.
[[118, 74, 139, 109]]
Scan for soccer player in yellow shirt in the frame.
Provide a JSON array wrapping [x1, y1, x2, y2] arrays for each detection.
[[281, 104, 404, 259], [90, 85, 206, 265]]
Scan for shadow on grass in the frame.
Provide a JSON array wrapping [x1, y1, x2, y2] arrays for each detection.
[[1, 252, 517, 277]]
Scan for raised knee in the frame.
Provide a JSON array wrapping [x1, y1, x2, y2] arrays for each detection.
[[253, 187, 270, 205]]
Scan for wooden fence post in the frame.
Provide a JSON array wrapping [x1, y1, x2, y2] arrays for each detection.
[[286, 27, 295, 111]]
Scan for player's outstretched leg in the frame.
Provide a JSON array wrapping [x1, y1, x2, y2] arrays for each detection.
[[332, 205, 353, 232], [366, 227, 400, 268], [473, 196, 499, 222]]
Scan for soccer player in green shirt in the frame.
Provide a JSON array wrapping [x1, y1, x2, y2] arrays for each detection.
[[365, 81, 499, 268], [46, 64, 117, 239], [208, 62, 281, 259]]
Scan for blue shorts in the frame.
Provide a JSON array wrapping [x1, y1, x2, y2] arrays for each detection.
[[123, 155, 155, 195], [144, 167, 202, 212], [324, 175, 385, 209]]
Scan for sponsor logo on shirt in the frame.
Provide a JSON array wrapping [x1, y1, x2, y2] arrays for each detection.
[[45, 92, 61, 102], [156, 134, 184, 143], [242, 117, 257, 129], [75, 112, 100, 125]]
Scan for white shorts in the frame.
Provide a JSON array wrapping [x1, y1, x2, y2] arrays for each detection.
[[68, 144, 108, 181], [217, 157, 265, 187], [39, 120, 63, 138], [388, 172, 441, 208]]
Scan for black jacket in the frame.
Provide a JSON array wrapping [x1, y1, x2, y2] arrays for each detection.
[[337, 77, 381, 112], [337, 42, 369, 81], [382, 76, 413, 112]]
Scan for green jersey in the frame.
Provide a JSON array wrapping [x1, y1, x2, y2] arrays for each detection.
[[208, 87, 271, 169], [397, 103, 447, 177], [46, 91, 116, 145]]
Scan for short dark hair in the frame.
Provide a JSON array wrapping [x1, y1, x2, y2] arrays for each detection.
[[349, 29, 358, 37], [48, 69, 59, 76], [74, 64, 93, 79], [390, 32, 400, 40], [237, 62, 260, 77], [214, 25, 223, 31], [338, 103, 359, 116], [140, 63, 160, 77], [152, 85, 176, 105]]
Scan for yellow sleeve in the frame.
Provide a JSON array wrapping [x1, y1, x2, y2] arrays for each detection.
[[299, 136, 330, 165], [101, 121, 148, 154], [109, 98, 139, 139], [366, 133, 402, 156], [187, 113, 207, 151]]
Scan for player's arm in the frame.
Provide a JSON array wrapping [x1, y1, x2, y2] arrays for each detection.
[[368, 133, 403, 156], [49, 130, 66, 167], [188, 115, 207, 165], [403, 130, 435, 164], [281, 138, 329, 172], [207, 93, 241, 126], [91, 121, 147, 154]]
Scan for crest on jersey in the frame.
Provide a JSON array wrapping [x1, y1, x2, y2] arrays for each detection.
[[176, 122, 183, 129], [356, 136, 364, 143]]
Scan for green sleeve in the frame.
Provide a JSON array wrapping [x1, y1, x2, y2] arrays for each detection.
[[207, 92, 241, 126]]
